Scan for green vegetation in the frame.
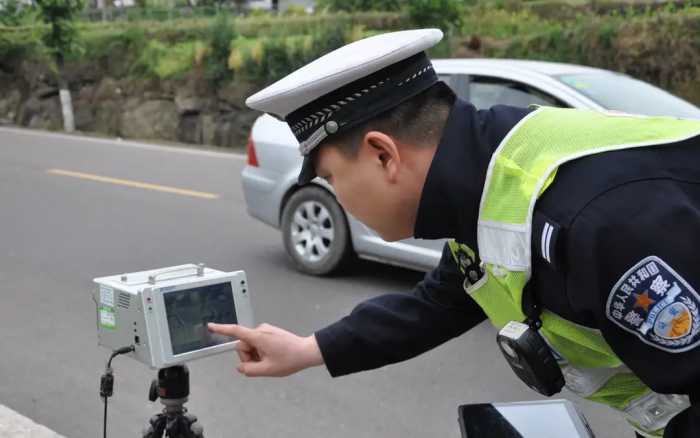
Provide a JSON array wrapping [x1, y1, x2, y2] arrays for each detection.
[[205, 13, 237, 84], [35, 0, 84, 67], [227, 21, 350, 82], [315, 0, 403, 12], [1, 1, 699, 105], [0, 0, 38, 26], [130, 39, 206, 79], [407, 0, 464, 35], [0, 11, 402, 82], [456, 2, 700, 104]]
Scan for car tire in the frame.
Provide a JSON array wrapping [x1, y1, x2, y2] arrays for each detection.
[[281, 185, 354, 276]]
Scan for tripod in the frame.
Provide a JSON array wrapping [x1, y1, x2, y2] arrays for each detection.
[[143, 365, 204, 438]]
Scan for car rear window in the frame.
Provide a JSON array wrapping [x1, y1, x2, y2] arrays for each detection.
[[557, 72, 700, 119]]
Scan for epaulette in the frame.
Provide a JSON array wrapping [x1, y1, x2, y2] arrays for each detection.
[[533, 211, 564, 272]]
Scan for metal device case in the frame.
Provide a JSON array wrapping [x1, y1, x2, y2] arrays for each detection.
[[93, 263, 254, 369]]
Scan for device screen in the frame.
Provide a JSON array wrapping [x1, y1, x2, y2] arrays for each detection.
[[164, 282, 237, 355], [459, 402, 591, 438]]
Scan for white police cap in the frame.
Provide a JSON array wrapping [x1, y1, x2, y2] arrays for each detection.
[[245, 28, 443, 184]]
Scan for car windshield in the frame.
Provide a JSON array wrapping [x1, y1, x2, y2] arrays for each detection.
[[557, 72, 700, 119]]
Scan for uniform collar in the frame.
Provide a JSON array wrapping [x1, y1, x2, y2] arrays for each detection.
[[414, 99, 527, 248]]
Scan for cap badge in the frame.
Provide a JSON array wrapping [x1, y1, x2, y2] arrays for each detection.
[[324, 121, 339, 134]]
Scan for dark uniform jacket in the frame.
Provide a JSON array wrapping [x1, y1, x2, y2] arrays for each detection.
[[313, 98, 700, 437]]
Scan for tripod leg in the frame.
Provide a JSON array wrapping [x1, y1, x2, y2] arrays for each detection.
[[181, 413, 204, 438], [143, 413, 167, 438], [163, 414, 203, 438], [189, 419, 204, 438]]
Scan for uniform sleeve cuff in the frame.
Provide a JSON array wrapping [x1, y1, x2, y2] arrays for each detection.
[[314, 322, 356, 378]]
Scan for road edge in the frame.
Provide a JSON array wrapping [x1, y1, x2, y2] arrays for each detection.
[[0, 404, 68, 438], [0, 126, 247, 161]]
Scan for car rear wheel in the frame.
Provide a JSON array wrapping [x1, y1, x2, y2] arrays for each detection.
[[281, 186, 353, 276]]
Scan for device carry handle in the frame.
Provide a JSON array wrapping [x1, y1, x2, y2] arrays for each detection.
[[147, 264, 205, 285]]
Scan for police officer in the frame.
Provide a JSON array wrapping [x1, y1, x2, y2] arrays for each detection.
[[207, 29, 700, 437]]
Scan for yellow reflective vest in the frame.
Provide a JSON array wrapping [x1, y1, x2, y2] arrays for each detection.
[[449, 107, 700, 437]]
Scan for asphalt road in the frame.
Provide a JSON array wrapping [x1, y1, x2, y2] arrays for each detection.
[[0, 127, 631, 438]]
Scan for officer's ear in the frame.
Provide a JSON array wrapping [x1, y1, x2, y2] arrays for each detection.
[[362, 130, 401, 183]]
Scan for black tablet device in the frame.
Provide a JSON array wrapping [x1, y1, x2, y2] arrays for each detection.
[[458, 400, 595, 438]]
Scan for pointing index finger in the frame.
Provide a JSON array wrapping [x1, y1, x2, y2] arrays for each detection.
[[207, 323, 256, 341]]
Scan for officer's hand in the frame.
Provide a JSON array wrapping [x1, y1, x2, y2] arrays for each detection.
[[207, 322, 324, 377]]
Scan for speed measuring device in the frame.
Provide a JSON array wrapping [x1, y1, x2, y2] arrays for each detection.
[[93, 263, 254, 368]]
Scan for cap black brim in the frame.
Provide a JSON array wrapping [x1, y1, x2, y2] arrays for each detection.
[[298, 154, 317, 185]]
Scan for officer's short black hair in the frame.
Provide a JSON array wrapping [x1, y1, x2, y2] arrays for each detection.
[[329, 81, 456, 157]]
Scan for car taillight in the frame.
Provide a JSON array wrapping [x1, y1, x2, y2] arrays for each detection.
[[246, 133, 259, 167]]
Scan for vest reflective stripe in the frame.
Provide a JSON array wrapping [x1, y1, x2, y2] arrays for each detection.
[[450, 108, 700, 435], [449, 241, 621, 368], [477, 107, 700, 271]]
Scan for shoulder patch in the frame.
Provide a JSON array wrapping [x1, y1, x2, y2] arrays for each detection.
[[606, 256, 700, 353]]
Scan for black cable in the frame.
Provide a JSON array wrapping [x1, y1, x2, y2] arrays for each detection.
[[100, 346, 135, 438], [107, 346, 135, 368], [103, 396, 108, 438]]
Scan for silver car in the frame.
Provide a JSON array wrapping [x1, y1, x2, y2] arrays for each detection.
[[241, 59, 700, 275]]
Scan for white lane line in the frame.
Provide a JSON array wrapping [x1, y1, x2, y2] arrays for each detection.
[[47, 168, 220, 199], [0, 126, 247, 160], [0, 404, 67, 438]]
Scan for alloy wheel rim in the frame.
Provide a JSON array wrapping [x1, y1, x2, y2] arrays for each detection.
[[290, 201, 335, 263]]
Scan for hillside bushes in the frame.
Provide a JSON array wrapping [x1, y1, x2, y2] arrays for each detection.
[[1, 2, 699, 106], [465, 5, 700, 105]]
